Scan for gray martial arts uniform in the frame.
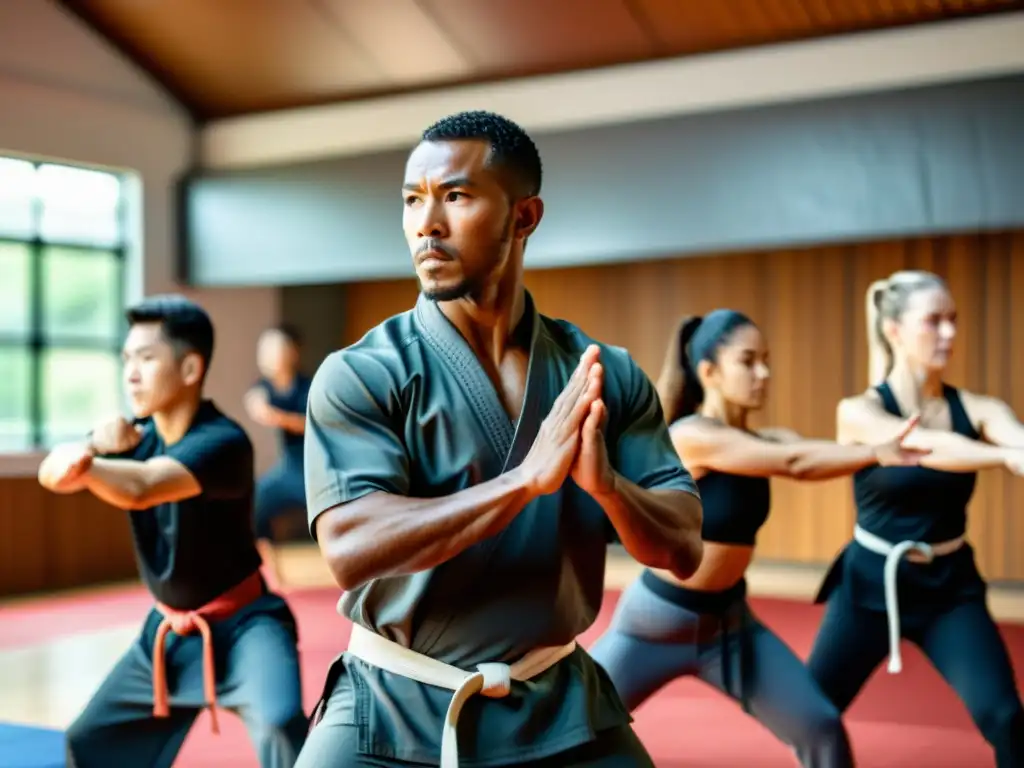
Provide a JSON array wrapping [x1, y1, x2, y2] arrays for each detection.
[[299, 291, 699, 767]]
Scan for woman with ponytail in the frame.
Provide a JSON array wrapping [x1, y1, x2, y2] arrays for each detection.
[[808, 271, 1024, 767], [591, 309, 926, 767]]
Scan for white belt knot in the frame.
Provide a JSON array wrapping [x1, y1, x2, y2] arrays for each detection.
[[345, 623, 576, 767], [475, 662, 512, 698], [852, 525, 964, 675]]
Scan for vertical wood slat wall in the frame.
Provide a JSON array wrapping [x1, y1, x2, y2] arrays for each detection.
[[0, 478, 138, 597], [341, 232, 1024, 583]]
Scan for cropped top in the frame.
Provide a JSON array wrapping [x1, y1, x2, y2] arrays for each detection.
[[698, 469, 771, 546]]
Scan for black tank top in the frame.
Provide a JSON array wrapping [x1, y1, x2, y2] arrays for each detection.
[[698, 470, 771, 546], [817, 382, 988, 612], [853, 382, 980, 543]]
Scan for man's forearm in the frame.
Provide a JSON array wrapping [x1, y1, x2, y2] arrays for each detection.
[[83, 459, 151, 510], [595, 477, 703, 579], [37, 441, 90, 493], [317, 468, 537, 590]]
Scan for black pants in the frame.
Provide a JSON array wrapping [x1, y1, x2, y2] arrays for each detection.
[[296, 653, 651, 768], [65, 595, 308, 768], [255, 462, 307, 540], [808, 590, 1024, 767], [295, 723, 652, 767], [588, 572, 853, 768]]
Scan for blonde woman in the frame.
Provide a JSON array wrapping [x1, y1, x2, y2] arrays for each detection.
[[808, 271, 1024, 767]]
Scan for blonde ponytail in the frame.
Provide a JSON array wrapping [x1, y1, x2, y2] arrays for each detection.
[[866, 279, 891, 386]]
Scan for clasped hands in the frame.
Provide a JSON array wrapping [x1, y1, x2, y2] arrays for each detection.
[[522, 345, 616, 499], [37, 416, 142, 493]]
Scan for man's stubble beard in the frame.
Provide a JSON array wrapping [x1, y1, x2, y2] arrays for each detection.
[[420, 276, 477, 303], [420, 211, 516, 303]]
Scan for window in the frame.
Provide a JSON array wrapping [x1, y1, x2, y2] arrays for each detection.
[[0, 157, 127, 453]]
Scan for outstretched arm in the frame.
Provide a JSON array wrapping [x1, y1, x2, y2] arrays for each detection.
[[837, 394, 1017, 472], [39, 420, 252, 510], [965, 393, 1024, 450], [83, 457, 202, 510], [38, 442, 202, 509], [673, 417, 923, 482]]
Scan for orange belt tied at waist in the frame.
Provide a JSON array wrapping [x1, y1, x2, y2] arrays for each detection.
[[151, 571, 264, 734]]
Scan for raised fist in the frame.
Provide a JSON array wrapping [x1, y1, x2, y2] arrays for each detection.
[[89, 416, 143, 456]]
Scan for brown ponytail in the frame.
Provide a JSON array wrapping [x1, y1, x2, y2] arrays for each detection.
[[656, 316, 702, 424]]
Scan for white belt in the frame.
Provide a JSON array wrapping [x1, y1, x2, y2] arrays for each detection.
[[852, 524, 965, 674], [346, 623, 577, 768]]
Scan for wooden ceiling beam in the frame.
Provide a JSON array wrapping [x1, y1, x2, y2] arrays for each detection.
[[58, 0, 1024, 120]]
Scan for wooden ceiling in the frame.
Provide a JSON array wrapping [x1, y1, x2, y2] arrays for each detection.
[[60, 0, 1022, 121]]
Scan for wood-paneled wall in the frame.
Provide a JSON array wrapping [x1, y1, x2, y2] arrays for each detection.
[[0, 478, 138, 597], [2, 231, 1020, 598], [341, 232, 1024, 583]]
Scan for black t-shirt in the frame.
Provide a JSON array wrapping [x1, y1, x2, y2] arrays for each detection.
[[106, 400, 263, 610], [256, 374, 311, 468]]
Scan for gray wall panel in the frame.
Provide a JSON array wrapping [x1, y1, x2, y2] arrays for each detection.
[[180, 75, 1024, 286]]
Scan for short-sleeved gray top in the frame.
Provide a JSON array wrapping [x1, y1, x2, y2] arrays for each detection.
[[304, 290, 698, 766]]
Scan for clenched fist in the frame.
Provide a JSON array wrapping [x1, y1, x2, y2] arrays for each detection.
[[89, 416, 144, 456]]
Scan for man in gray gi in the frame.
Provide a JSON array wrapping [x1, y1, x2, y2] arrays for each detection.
[[297, 110, 704, 767]]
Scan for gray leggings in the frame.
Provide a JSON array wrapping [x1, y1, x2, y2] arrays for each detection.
[[589, 571, 854, 768]]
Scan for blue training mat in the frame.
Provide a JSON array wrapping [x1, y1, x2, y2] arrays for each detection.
[[0, 723, 65, 768]]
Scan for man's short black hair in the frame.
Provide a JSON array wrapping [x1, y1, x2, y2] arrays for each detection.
[[420, 110, 542, 199], [267, 323, 303, 347], [126, 294, 215, 374]]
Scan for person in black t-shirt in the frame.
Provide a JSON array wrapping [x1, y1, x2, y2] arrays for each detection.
[[244, 324, 313, 581], [38, 295, 307, 768]]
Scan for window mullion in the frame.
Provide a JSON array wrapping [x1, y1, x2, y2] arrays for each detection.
[[29, 169, 44, 450]]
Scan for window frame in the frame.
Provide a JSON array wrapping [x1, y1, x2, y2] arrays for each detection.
[[0, 156, 128, 460]]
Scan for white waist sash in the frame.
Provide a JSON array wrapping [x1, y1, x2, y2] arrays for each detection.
[[852, 524, 965, 674], [346, 623, 577, 767]]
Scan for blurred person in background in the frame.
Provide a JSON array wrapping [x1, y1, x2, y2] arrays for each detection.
[[245, 324, 312, 585]]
